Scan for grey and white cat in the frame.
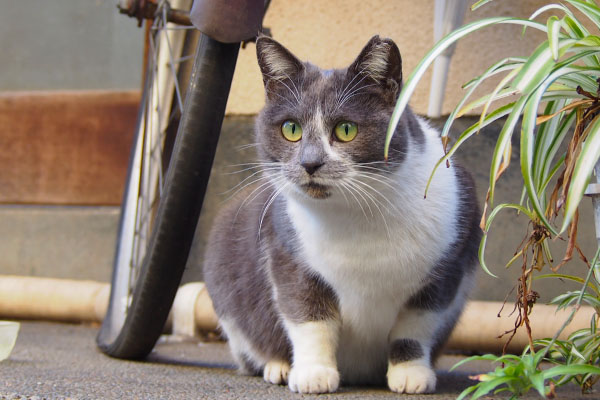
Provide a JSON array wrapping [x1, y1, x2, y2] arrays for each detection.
[[203, 35, 481, 394]]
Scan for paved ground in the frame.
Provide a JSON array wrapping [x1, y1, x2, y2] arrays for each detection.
[[0, 321, 593, 399]]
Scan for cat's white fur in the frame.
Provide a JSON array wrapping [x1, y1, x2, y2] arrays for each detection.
[[285, 320, 340, 393], [281, 118, 467, 392]]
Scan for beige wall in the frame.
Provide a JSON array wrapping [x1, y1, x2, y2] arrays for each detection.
[[226, 0, 548, 115]]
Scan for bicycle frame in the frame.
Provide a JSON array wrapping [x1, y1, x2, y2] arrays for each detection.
[[190, 0, 265, 43], [99, 0, 267, 359]]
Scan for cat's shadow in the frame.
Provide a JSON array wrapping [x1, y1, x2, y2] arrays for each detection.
[[146, 336, 478, 396], [145, 351, 236, 370], [145, 336, 237, 370]]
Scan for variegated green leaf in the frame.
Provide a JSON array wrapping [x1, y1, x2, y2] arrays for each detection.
[[462, 57, 525, 89], [540, 113, 575, 190], [548, 16, 562, 60], [563, 14, 589, 41], [561, 115, 600, 232], [520, 71, 577, 233], [478, 68, 521, 135], [535, 273, 586, 284], [478, 203, 535, 277], [471, 0, 494, 11], [575, 35, 600, 46], [541, 364, 600, 380], [471, 377, 517, 400], [512, 38, 577, 94], [425, 104, 514, 197], [565, 0, 600, 30], [556, 73, 598, 92], [528, 4, 576, 23], [385, 18, 547, 160], [443, 58, 524, 139], [532, 100, 565, 190], [488, 95, 528, 205], [570, 345, 587, 361]]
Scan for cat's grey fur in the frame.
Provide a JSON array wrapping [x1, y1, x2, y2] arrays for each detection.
[[203, 35, 481, 394]]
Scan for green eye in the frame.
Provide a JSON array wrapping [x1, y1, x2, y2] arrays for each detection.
[[281, 120, 302, 142], [334, 121, 358, 142]]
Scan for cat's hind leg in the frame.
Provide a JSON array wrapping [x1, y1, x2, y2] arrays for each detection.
[[220, 318, 291, 385], [219, 318, 264, 376]]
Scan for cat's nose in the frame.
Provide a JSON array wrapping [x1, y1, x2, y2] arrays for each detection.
[[301, 161, 324, 175]]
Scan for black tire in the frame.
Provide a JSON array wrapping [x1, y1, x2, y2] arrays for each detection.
[[97, 34, 240, 359]]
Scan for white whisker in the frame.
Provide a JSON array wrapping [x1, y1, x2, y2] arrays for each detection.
[[225, 161, 283, 171], [281, 72, 302, 103], [266, 89, 297, 108], [354, 172, 403, 196], [337, 68, 368, 102], [264, 73, 301, 105], [221, 169, 279, 199], [333, 182, 351, 207], [337, 83, 378, 110], [235, 142, 261, 151], [344, 180, 374, 218], [233, 174, 285, 223], [224, 164, 281, 175], [334, 70, 365, 111], [348, 178, 393, 239], [258, 181, 291, 239], [352, 177, 400, 215], [338, 181, 368, 220]]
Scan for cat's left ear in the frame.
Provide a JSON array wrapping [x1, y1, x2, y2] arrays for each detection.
[[348, 35, 402, 93]]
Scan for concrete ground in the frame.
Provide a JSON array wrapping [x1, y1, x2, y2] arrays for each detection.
[[0, 321, 593, 400]]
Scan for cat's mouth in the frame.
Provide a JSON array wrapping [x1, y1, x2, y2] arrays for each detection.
[[301, 182, 331, 199]]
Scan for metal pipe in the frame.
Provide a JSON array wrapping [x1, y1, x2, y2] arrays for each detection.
[[427, 0, 469, 118]]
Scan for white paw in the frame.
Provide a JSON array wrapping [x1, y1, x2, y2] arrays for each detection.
[[288, 364, 340, 394], [387, 363, 436, 394], [263, 360, 290, 385]]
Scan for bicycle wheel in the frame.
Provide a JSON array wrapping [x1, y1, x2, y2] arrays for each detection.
[[97, 4, 240, 359]]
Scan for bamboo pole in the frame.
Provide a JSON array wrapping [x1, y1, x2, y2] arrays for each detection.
[[448, 301, 596, 353], [0, 275, 109, 323]]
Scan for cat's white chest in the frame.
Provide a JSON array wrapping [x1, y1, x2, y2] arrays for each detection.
[[284, 160, 458, 381], [285, 183, 456, 303]]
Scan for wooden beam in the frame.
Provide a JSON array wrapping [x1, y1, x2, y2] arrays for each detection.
[[0, 91, 139, 205]]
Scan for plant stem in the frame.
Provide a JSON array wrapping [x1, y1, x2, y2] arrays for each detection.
[[537, 246, 600, 363]]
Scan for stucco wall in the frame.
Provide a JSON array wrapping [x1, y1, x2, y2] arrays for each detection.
[[226, 0, 548, 115]]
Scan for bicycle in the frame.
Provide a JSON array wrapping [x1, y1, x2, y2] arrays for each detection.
[[96, 0, 267, 359]]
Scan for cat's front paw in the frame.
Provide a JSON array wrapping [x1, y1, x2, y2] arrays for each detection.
[[263, 360, 290, 385], [387, 363, 436, 394], [288, 364, 339, 394]]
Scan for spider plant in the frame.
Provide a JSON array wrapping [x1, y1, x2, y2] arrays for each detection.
[[384, 0, 600, 397]]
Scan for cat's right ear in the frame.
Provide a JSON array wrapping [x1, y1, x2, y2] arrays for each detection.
[[256, 35, 304, 89]]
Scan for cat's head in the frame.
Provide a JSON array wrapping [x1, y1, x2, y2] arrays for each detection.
[[254, 35, 418, 201]]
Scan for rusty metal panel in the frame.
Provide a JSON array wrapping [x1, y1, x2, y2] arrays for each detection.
[[0, 91, 139, 205]]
